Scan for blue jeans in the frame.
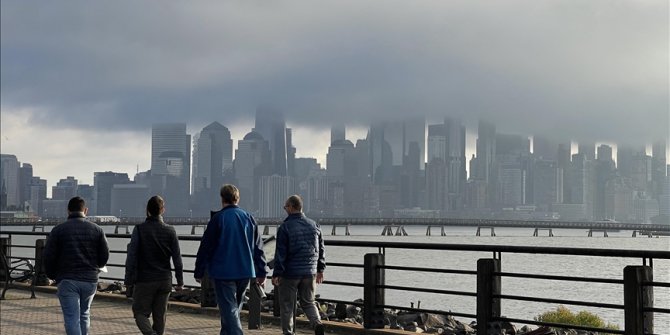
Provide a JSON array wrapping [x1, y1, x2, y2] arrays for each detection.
[[212, 279, 250, 335], [56, 279, 98, 335]]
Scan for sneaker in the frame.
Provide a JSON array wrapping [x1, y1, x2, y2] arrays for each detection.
[[314, 323, 325, 335]]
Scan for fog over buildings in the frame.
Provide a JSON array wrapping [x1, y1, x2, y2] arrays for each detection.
[[0, 1, 668, 221]]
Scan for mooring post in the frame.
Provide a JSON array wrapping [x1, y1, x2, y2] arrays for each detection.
[[363, 253, 385, 329], [477, 258, 501, 335], [624, 266, 653, 335]]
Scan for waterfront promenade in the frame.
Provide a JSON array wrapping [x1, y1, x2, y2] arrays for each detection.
[[0, 290, 322, 335]]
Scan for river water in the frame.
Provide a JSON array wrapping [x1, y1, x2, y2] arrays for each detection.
[[3, 224, 669, 332]]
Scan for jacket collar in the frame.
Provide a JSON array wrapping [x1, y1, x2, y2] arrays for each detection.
[[221, 204, 239, 212], [284, 212, 304, 222], [67, 212, 86, 219], [146, 215, 164, 223]]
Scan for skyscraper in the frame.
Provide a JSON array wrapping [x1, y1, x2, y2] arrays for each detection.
[[151, 123, 191, 216], [652, 140, 667, 198], [52, 176, 78, 200], [93, 171, 131, 215], [331, 124, 346, 144], [233, 131, 272, 213], [192, 122, 233, 212], [0, 154, 20, 209], [254, 107, 288, 176], [445, 117, 467, 209]]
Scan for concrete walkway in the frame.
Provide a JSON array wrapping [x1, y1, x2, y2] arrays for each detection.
[[0, 291, 316, 335]]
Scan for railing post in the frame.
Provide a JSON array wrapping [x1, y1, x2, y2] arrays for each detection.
[[477, 258, 501, 334], [0, 237, 10, 281], [34, 239, 48, 285], [363, 253, 385, 329], [200, 274, 217, 307], [247, 282, 263, 329], [624, 266, 653, 335]]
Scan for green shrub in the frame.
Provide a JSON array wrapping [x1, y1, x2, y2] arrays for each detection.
[[535, 306, 619, 330]]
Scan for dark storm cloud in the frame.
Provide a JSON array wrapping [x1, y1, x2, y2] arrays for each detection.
[[1, 0, 668, 144]]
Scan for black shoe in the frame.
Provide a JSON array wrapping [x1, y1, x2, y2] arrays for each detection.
[[314, 323, 325, 335]]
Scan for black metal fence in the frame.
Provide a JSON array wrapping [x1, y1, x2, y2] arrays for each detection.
[[1, 231, 668, 335]]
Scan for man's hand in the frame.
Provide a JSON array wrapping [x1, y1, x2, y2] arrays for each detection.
[[256, 276, 266, 288], [174, 285, 184, 291], [271, 276, 281, 286], [316, 272, 324, 284]]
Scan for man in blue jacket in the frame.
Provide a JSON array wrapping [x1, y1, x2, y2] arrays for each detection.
[[272, 195, 326, 335], [194, 184, 268, 335], [44, 196, 110, 335]]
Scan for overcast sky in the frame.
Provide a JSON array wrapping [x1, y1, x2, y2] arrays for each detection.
[[1, 1, 668, 189]]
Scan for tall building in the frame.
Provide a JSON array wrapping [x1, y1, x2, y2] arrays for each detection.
[[594, 144, 616, 220], [151, 123, 191, 216], [18, 163, 33, 208], [427, 124, 447, 163], [331, 124, 346, 144], [192, 122, 233, 212], [578, 142, 596, 161], [111, 184, 151, 218], [474, 121, 496, 207], [533, 136, 559, 161], [233, 131, 272, 213], [94, 172, 131, 215], [445, 117, 466, 209], [533, 160, 562, 211], [254, 107, 288, 176], [652, 140, 667, 198], [257, 175, 295, 218], [29, 177, 47, 216], [567, 154, 596, 220], [52, 176, 78, 200], [425, 158, 448, 211], [286, 128, 296, 177], [617, 146, 635, 177], [0, 154, 20, 209]]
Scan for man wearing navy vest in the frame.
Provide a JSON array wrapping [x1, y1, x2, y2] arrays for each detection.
[[272, 195, 326, 335]]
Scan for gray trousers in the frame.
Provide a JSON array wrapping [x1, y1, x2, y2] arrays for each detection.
[[132, 280, 172, 335], [278, 275, 321, 335]]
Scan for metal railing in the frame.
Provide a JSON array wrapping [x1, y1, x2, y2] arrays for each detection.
[[1, 230, 668, 335]]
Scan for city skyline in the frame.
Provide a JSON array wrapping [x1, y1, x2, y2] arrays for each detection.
[[1, 116, 668, 194]]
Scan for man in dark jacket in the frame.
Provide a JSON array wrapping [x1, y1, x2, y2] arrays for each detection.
[[44, 196, 110, 335], [194, 184, 268, 335], [125, 195, 183, 335], [272, 195, 326, 335]]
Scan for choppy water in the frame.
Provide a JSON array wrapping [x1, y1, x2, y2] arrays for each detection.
[[3, 224, 669, 331]]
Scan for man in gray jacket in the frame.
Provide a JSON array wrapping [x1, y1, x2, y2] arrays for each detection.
[[44, 196, 109, 335], [272, 195, 326, 335]]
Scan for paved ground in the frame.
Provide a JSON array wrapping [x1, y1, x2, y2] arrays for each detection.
[[0, 291, 316, 335]]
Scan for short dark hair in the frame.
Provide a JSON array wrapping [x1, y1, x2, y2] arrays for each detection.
[[146, 195, 165, 217], [220, 184, 240, 204], [286, 195, 303, 211], [67, 196, 86, 212]]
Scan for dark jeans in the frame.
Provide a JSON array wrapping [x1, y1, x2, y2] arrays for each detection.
[[212, 278, 250, 335], [132, 280, 173, 335], [278, 275, 321, 335]]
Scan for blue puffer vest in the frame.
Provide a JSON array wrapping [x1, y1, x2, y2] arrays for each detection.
[[272, 213, 326, 278]]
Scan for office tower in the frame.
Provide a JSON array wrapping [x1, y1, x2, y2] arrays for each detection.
[[18, 163, 33, 208], [151, 123, 191, 216], [367, 122, 387, 183], [445, 117, 466, 209], [617, 146, 634, 177], [474, 120, 496, 182], [498, 158, 526, 206], [465, 179, 488, 209], [94, 172, 131, 215], [286, 128, 296, 177], [401, 141, 422, 208], [254, 107, 288, 176], [77, 184, 95, 213], [533, 136, 558, 161], [111, 184, 151, 218], [331, 124, 346, 144], [578, 142, 596, 161], [567, 154, 596, 220], [305, 170, 330, 216], [495, 133, 531, 207], [327, 140, 355, 179], [630, 149, 652, 192], [533, 160, 562, 211], [29, 177, 47, 215], [652, 140, 667, 198], [192, 122, 233, 212], [0, 154, 20, 209], [557, 143, 572, 203], [52, 176, 78, 200], [234, 131, 272, 213], [426, 158, 448, 211], [605, 177, 633, 221], [427, 124, 447, 163], [294, 158, 321, 183], [594, 144, 616, 219], [257, 175, 295, 218]]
